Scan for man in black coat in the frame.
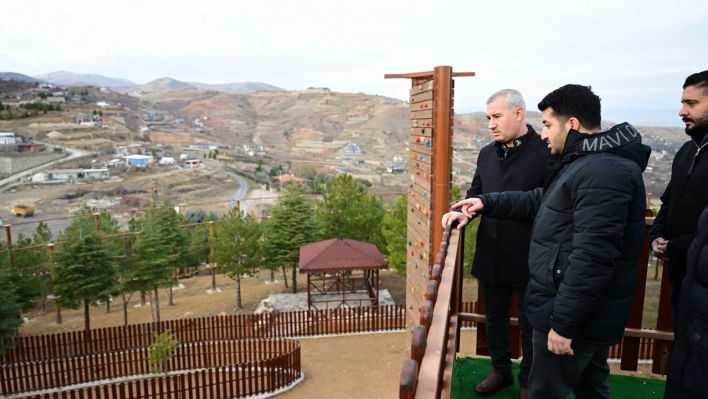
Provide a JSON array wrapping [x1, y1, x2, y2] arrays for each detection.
[[444, 89, 550, 398], [664, 206, 708, 399], [445, 84, 650, 398], [650, 70, 708, 334]]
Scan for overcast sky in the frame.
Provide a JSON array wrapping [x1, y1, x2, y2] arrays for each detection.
[[1, 0, 706, 126]]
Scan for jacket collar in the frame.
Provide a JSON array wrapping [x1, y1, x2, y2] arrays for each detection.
[[494, 124, 538, 152]]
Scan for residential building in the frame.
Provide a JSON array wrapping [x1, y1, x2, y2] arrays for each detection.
[[273, 174, 311, 186], [190, 142, 210, 150], [0, 132, 16, 145], [83, 168, 110, 179], [17, 143, 45, 153], [96, 101, 110, 107], [143, 113, 155, 121], [185, 159, 203, 168], [48, 169, 83, 181], [124, 154, 153, 166]]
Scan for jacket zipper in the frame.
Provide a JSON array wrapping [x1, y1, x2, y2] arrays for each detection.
[[687, 139, 708, 176]]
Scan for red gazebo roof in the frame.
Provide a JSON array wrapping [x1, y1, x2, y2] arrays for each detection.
[[299, 237, 388, 273]]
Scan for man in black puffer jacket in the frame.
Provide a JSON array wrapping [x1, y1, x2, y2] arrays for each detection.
[[649, 70, 708, 334], [444, 84, 650, 398], [664, 206, 708, 399]]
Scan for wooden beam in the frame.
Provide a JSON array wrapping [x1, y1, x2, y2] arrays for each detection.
[[385, 71, 434, 79]]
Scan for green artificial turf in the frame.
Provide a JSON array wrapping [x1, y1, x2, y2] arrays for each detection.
[[451, 357, 666, 399]]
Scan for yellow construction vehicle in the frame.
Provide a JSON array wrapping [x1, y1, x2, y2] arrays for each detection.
[[11, 205, 35, 217]]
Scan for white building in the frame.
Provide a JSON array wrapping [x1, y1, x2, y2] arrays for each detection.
[[0, 132, 16, 145]]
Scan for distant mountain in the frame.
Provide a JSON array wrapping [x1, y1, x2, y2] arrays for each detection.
[[114, 77, 283, 94], [187, 81, 283, 92], [34, 71, 136, 88], [120, 77, 195, 93], [0, 72, 43, 82]]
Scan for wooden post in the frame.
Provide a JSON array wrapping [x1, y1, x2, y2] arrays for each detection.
[[621, 211, 654, 371], [384, 66, 474, 349], [431, 66, 453, 271], [209, 221, 216, 291], [94, 213, 101, 232], [48, 243, 61, 324], [652, 259, 674, 375], [4, 225, 13, 268], [136, 232, 145, 306]]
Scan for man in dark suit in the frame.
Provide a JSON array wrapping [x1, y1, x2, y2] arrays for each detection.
[[650, 70, 708, 334], [443, 89, 551, 398]]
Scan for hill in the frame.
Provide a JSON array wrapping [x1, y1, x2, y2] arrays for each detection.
[[187, 81, 283, 92], [0, 72, 43, 83], [34, 71, 136, 87], [115, 78, 283, 94], [118, 77, 195, 93]]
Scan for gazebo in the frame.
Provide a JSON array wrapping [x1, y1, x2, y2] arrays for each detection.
[[299, 237, 388, 310]]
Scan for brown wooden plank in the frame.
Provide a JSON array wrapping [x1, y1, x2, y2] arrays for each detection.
[[410, 142, 433, 156], [408, 184, 432, 208], [410, 171, 433, 192], [408, 238, 432, 266], [409, 100, 434, 112], [409, 150, 432, 166], [408, 208, 431, 229], [410, 109, 433, 119], [409, 126, 434, 138], [407, 226, 431, 251], [410, 118, 434, 128], [409, 135, 433, 147], [408, 196, 432, 221], [410, 90, 434, 104], [409, 80, 435, 95], [408, 163, 434, 181]]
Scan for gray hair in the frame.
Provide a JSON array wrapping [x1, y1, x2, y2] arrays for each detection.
[[486, 89, 526, 111]]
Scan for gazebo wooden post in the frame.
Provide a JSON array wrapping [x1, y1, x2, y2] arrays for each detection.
[[375, 269, 380, 309], [307, 273, 312, 309]]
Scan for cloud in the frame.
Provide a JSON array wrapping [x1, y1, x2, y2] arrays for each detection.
[[0, 0, 706, 125]]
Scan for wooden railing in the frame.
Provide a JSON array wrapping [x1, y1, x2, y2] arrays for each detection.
[[401, 215, 676, 399], [1, 339, 301, 398], [1, 304, 405, 364]]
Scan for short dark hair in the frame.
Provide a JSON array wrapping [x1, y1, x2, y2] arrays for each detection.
[[537, 84, 601, 131], [684, 70, 708, 93]]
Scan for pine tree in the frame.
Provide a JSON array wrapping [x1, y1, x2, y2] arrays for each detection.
[[214, 208, 262, 309], [381, 195, 407, 275], [262, 186, 320, 293], [317, 173, 387, 253], [0, 288, 22, 355], [53, 232, 117, 331], [130, 204, 181, 323]]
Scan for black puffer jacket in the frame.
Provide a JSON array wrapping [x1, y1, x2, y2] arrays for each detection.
[[466, 126, 551, 288], [665, 206, 708, 399], [478, 123, 651, 345], [649, 134, 708, 289]]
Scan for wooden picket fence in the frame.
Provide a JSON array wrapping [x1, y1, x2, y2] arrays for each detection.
[[1, 304, 406, 364], [1, 339, 301, 398]]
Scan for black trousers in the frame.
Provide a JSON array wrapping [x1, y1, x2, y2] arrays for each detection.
[[479, 280, 533, 389], [527, 329, 611, 399]]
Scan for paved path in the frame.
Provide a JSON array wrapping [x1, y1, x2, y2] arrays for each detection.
[[0, 147, 90, 190]]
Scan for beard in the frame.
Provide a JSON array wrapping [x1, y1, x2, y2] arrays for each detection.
[[684, 109, 708, 139]]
